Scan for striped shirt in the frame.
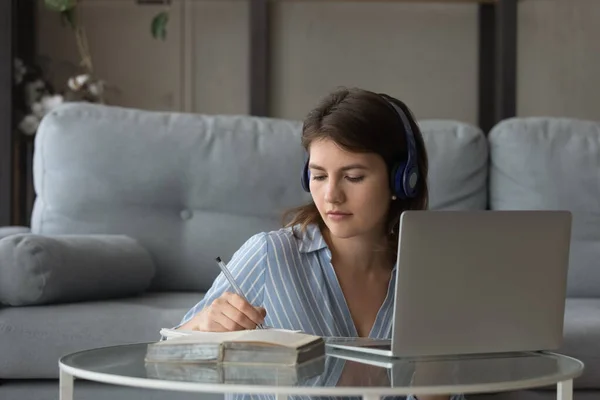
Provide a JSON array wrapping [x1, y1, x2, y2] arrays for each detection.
[[179, 224, 465, 400]]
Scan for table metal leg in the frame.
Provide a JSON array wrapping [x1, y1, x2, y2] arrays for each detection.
[[557, 379, 573, 400], [362, 394, 381, 400], [59, 369, 74, 400], [275, 395, 287, 400]]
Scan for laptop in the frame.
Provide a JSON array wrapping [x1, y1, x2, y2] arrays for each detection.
[[327, 210, 572, 358]]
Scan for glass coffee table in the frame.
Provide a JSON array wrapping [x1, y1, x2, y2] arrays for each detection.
[[58, 343, 584, 400]]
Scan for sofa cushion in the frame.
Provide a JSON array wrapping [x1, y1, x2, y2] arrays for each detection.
[[0, 234, 155, 306], [0, 292, 202, 379], [33, 103, 311, 292], [33, 104, 487, 293], [420, 120, 488, 210], [0, 226, 30, 240], [488, 117, 600, 297]]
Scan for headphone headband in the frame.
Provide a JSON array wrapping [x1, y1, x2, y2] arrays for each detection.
[[381, 98, 419, 198], [383, 100, 417, 166]]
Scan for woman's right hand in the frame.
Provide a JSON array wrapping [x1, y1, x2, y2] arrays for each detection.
[[179, 292, 266, 332]]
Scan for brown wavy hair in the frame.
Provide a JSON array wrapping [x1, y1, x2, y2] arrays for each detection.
[[282, 87, 429, 255]]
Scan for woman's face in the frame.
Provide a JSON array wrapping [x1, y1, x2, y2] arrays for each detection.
[[308, 138, 393, 240]]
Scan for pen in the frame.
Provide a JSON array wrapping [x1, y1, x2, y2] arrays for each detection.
[[215, 257, 265, 329]]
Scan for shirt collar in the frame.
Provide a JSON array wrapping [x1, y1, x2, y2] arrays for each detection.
[[296, 224, 329, 253]]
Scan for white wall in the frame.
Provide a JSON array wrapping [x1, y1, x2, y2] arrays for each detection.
[[518, 0, 600, 121], [36, 0, 600, 127], [269, 2, 478, 122]]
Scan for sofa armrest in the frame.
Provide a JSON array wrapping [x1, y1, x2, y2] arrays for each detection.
[[0, 234, 156, 306], [0, 226, 30, 240]]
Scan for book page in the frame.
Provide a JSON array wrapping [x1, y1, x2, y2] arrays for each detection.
[[160, 327, 300, 339], [159, 329, 248, 343], [158, 328, 320, 348], [235, 330, 320, 348]]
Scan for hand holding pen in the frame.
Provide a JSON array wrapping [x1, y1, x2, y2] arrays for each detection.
[[176, 257, 267, 332], [215, 257, 266, 330], [181, 291, 266, 332]]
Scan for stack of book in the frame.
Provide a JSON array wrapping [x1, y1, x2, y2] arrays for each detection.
[[144, 328, 326, 385]]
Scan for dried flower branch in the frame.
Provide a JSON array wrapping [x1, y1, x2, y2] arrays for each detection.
[[42, 0, 172, 105], [13, 58, 64, 136]]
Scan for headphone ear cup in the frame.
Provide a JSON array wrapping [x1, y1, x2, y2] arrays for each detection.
[[301, 159, 310, 192], [390, 162, 406, 199], [403, 164, 419, 198]]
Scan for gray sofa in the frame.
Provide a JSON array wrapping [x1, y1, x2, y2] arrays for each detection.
[[0, 102, 598, 400]]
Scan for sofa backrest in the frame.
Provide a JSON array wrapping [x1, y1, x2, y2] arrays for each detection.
[[32, 103, 487, 292], [488, 117, 600, 298]]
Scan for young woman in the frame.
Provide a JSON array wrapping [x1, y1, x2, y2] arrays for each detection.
[[177, 87, 464, 400]]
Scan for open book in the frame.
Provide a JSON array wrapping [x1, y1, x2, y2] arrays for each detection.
[[159, 327, 302, 339], [146, 328, 325, 366]]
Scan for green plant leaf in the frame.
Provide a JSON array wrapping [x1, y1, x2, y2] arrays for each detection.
[[60, 8, 77, 29], [44, 0, 77, 12], [151, 11, 169, 41]]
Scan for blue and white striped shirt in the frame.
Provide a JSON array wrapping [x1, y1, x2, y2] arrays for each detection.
[[180, 224, 465, 400]]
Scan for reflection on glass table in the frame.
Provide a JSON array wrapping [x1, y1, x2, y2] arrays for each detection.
[[59, 342, 584, 400]]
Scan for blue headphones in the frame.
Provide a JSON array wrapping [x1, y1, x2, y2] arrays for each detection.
[[300, 95, 419, 200]]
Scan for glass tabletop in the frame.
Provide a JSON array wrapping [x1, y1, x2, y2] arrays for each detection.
[[59, 343, 584, 396]]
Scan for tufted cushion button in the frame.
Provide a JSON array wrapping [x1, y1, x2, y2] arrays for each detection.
[[180, 209, 193, 220]]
